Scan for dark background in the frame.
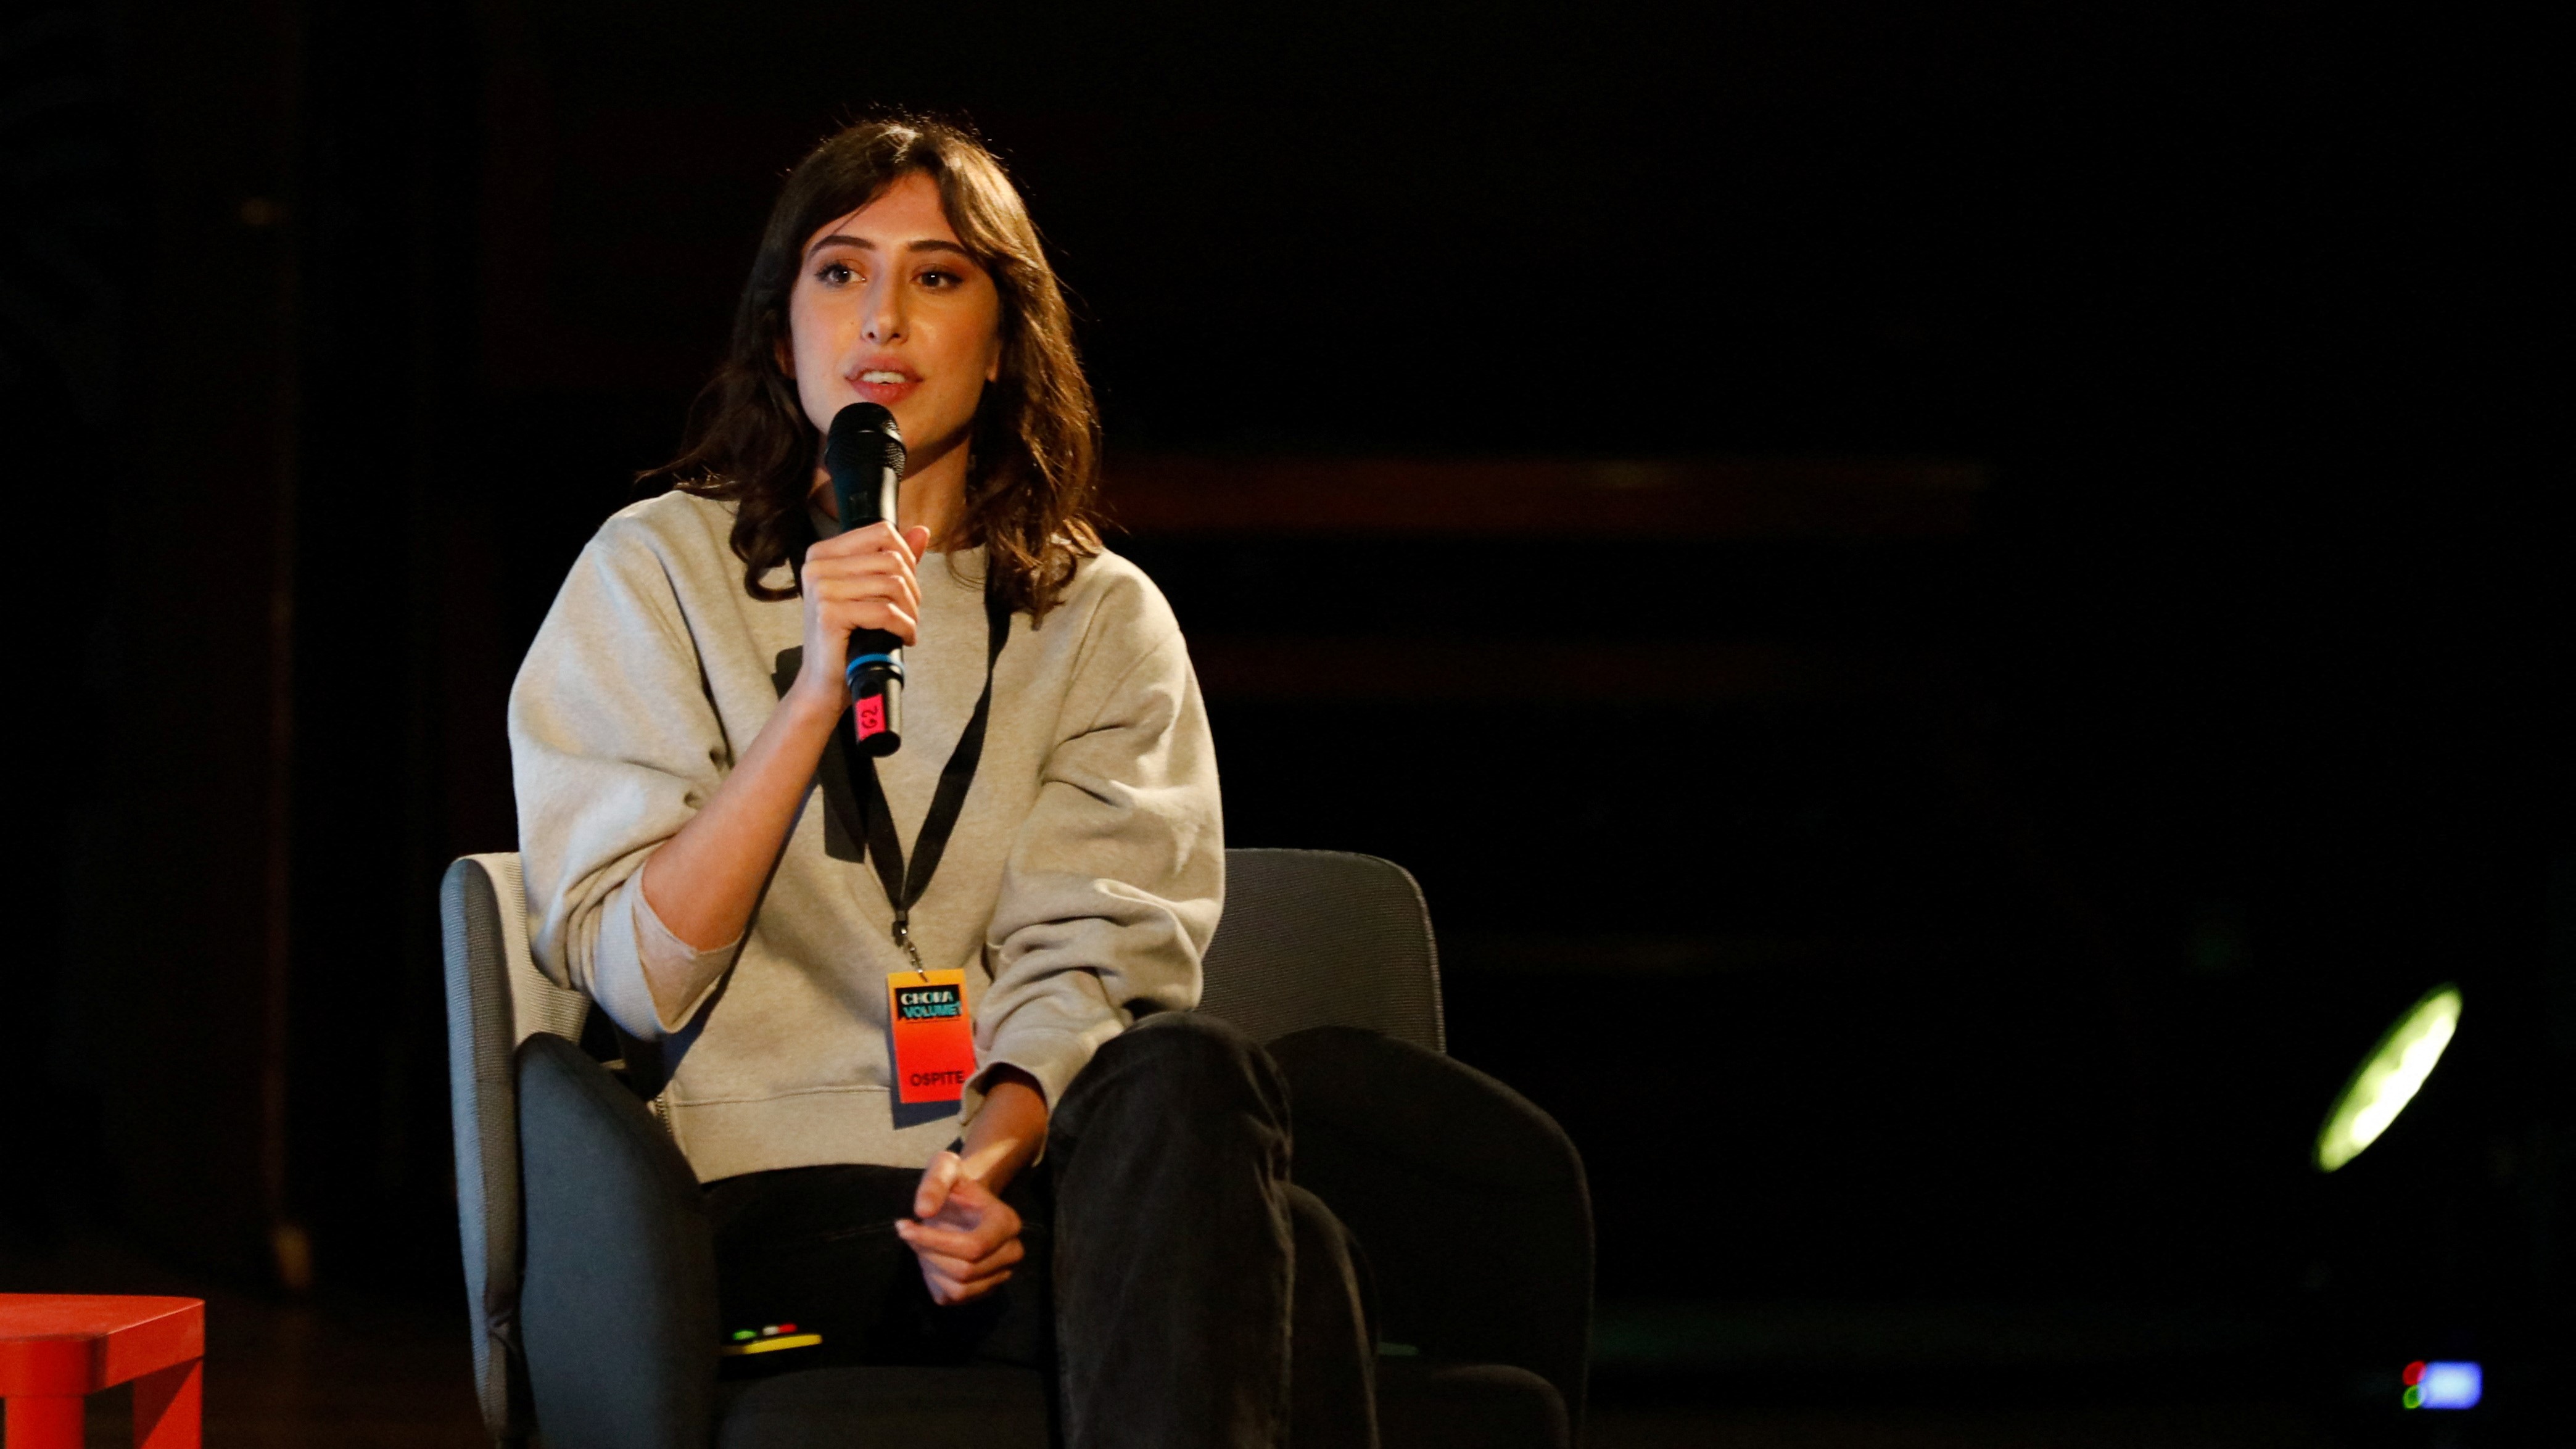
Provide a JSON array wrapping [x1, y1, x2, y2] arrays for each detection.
[[5, 0, 2566, 1440]]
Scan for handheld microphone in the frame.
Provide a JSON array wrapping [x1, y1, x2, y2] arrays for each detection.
[[822, 401, 906, 757]]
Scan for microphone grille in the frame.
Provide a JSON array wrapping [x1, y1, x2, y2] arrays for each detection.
[[825, 402, 905, 482]]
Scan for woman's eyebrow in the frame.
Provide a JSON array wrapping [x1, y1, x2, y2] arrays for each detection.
[[802, 236, 975, 260]]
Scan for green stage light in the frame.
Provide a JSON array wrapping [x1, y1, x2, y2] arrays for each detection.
[[2314, 985, 2462, 1172]]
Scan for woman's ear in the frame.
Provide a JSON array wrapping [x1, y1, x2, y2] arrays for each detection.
[[773, 336, 793, 375]]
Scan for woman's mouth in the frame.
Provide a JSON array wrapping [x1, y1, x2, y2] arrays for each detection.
[[850, 368, 920, 404]]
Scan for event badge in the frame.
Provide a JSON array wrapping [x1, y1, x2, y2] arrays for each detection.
[[886, 968, 975, 1106]]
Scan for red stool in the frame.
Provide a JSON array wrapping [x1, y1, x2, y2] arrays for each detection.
[[0, 1295, 203, 1448]]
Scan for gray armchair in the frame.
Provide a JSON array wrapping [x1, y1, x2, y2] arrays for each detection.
[[442, 848, 1590, 1447]]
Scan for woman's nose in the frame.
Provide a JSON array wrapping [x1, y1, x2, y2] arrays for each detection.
[[861, 276, 905, 342]]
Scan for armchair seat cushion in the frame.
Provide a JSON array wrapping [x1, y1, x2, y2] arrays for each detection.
[[716, 1358, 1564, 1449], [1377, 1360, 1571, 1449], [716, 1365, 1051, 1448]]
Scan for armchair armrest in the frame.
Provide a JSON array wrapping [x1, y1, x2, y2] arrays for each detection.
[[1267, 1025, 1594, 1429], [517, 1032, 719, 1449]]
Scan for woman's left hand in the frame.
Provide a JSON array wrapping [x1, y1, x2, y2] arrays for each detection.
[[896, 1150, 1025, 1305]]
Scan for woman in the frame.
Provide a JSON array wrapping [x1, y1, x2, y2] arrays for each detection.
[[509, 118, 1374, 1446]]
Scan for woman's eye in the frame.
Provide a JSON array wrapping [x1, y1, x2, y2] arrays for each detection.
[[817, 262, 858, 286], [919, 268, 958, 289]]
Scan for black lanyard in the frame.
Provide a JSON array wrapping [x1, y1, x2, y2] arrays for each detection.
[[840, 577, 1010, 970]]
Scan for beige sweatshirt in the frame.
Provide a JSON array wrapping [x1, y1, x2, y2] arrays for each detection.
[[508, 489, 1222, 1182]]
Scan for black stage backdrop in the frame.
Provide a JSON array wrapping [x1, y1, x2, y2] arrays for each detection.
[[6, 0, 2564, 1410]]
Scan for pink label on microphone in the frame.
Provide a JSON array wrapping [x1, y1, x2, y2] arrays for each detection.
[[854, 695, 887, 737]]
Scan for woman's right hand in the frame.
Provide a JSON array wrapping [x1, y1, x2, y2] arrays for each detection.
[[793, 521, 933, 707]]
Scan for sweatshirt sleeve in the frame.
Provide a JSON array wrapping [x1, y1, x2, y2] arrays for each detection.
[[508, 521, 741, 1042], [972, 602, 1224, 1118]]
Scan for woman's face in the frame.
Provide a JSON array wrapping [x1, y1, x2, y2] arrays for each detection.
[[785, 171, 1004, 484]]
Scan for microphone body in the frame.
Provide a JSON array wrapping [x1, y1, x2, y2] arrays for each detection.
[[822, 402, 907, 757]]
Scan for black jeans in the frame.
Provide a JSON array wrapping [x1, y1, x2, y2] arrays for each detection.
[[703, 1013, 1379, 1449]]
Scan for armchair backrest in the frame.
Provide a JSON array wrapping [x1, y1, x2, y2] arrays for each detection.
[[1198, 848, 1446, 1053], [439, 853, 590, 1441], [440, 846, 1448, 1442]]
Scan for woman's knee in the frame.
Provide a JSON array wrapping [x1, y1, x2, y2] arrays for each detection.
[[1065, 1010, 1286, 1126], [1107, 1009, 1261, 1076]]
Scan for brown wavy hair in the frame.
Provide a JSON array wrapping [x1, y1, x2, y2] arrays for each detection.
[[649, 117, 1101, 619]]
